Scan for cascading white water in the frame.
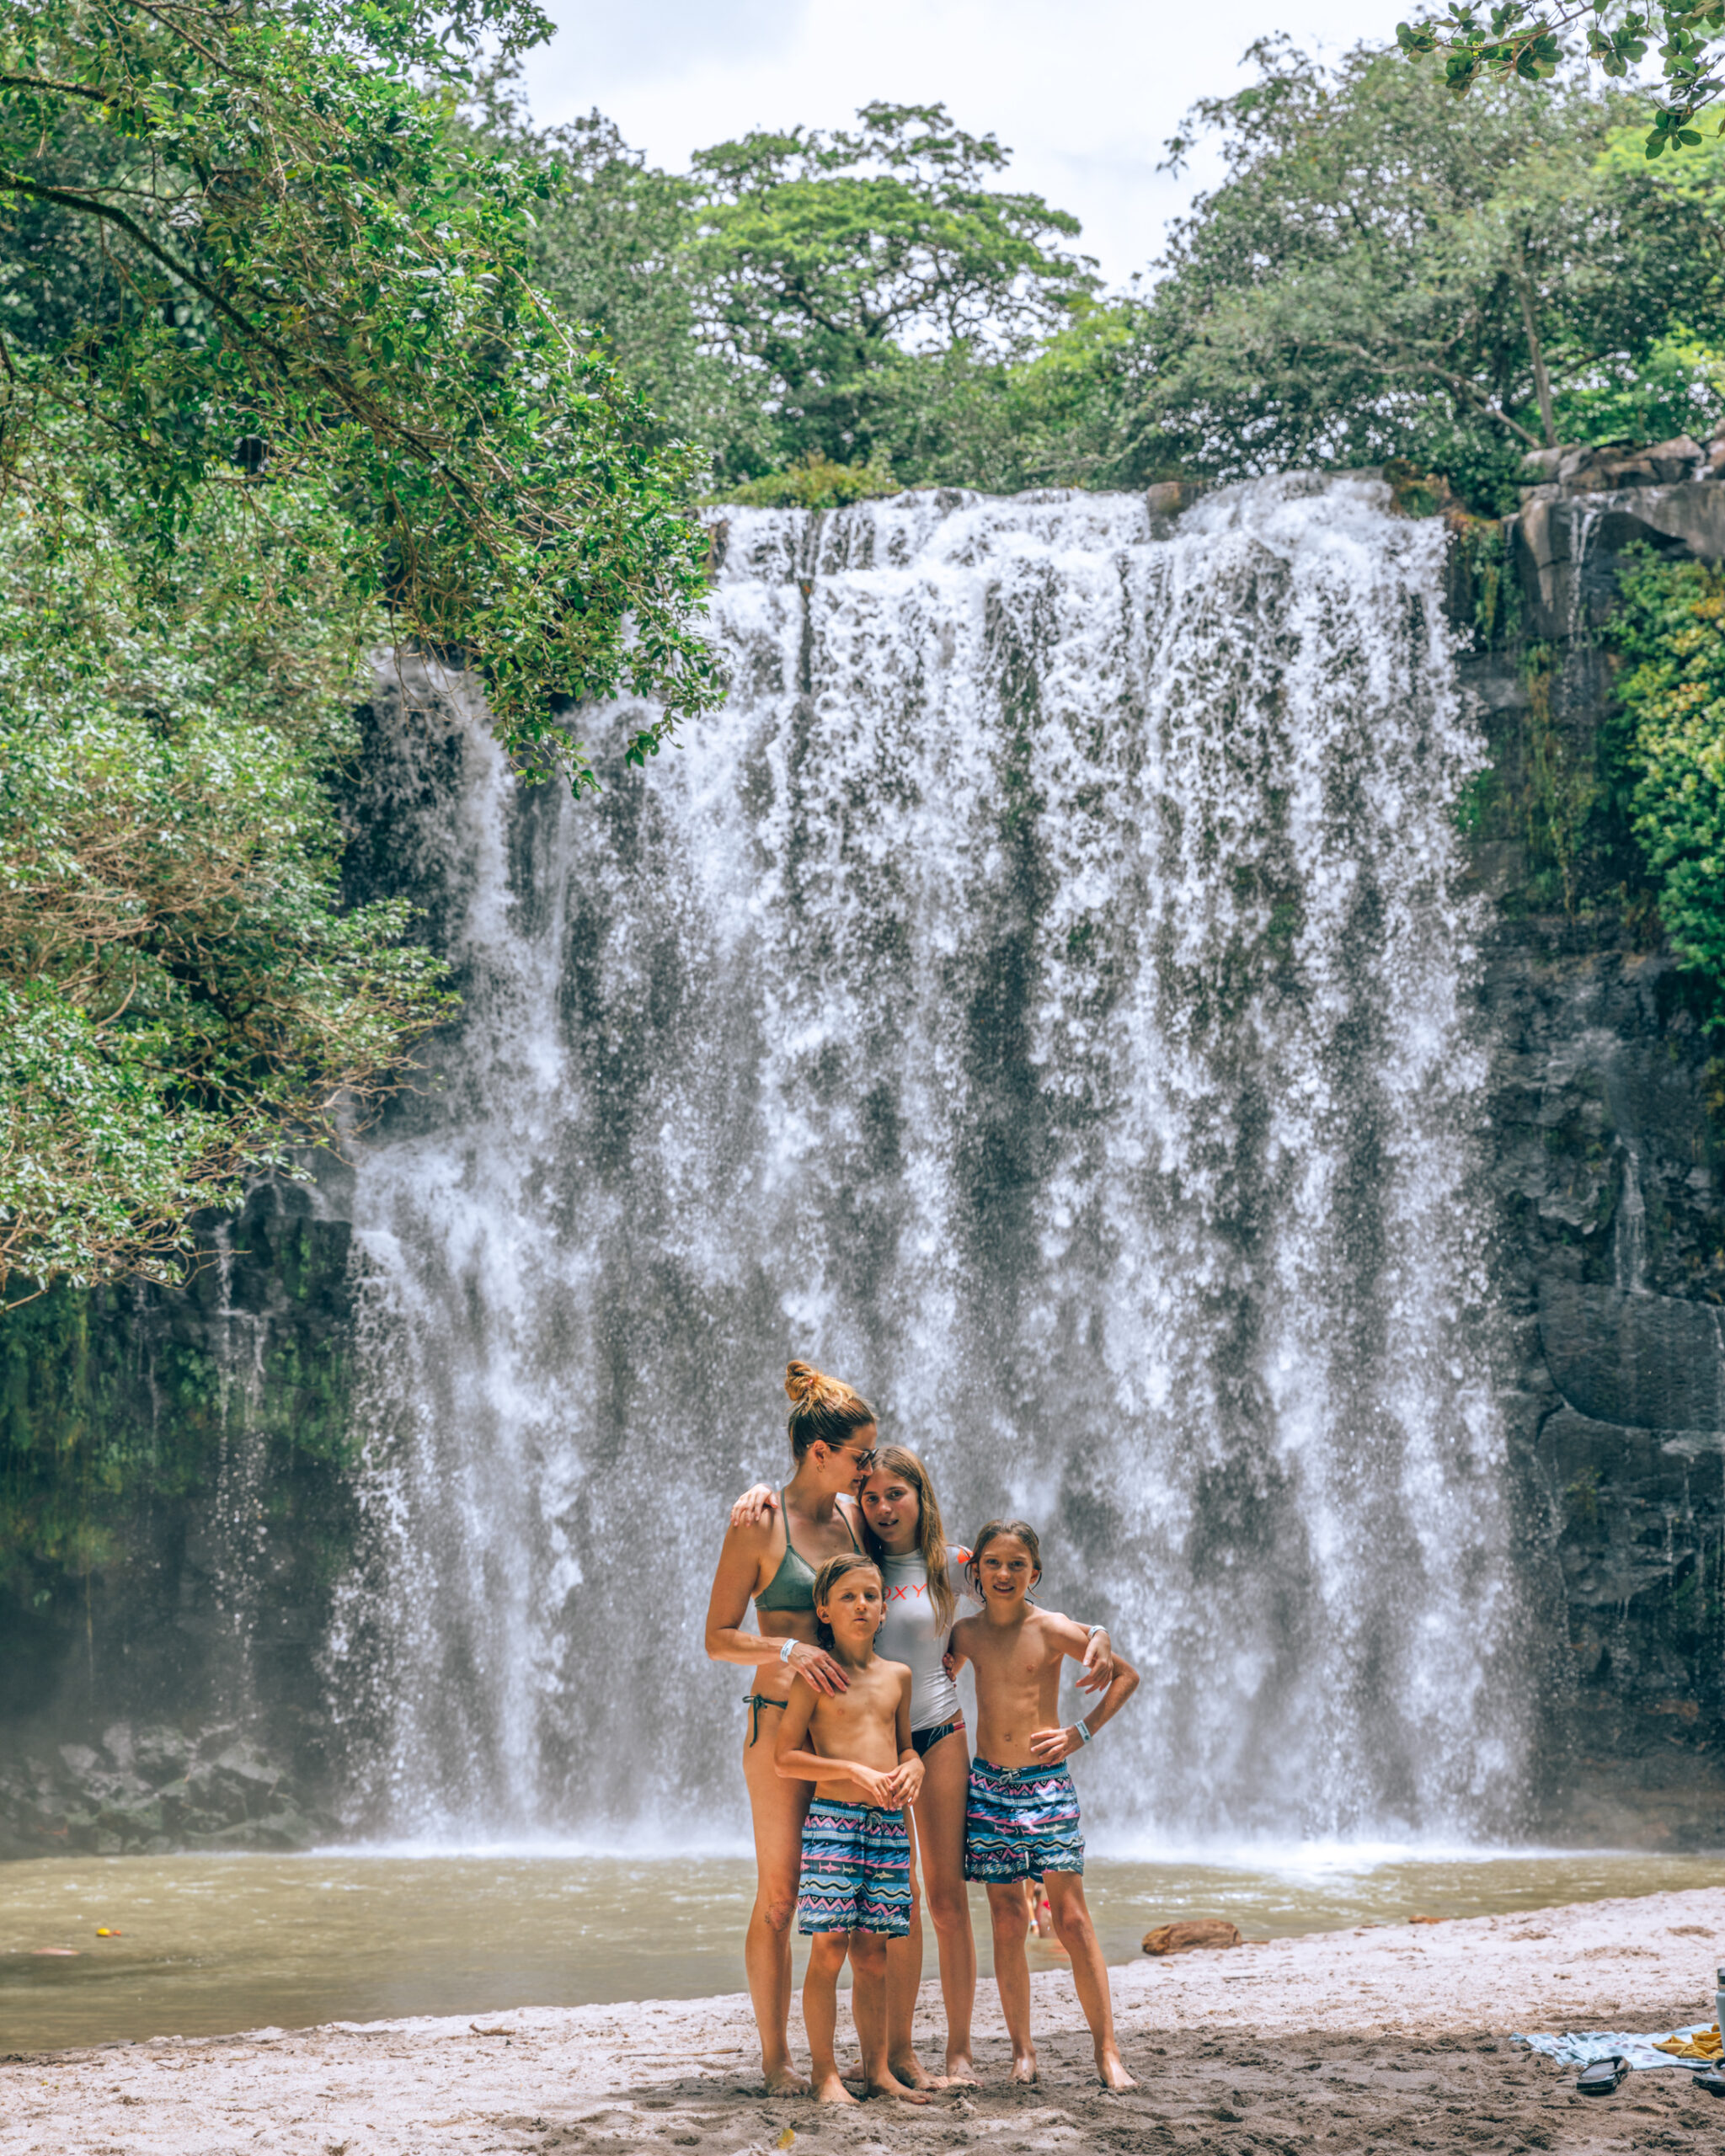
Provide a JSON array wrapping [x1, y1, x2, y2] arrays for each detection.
[[323, 476, 1525, 1847]]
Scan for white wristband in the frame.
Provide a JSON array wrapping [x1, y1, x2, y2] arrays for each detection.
[[779, 1638, 796, 1664], [1074, 1718, 1092, 1745]]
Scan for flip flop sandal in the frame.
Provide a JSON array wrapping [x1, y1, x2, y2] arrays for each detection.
[[1577, 2056, 1630, 2095], [1690, 2068, 1725, 2097]]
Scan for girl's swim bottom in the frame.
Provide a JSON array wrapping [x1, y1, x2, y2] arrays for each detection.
[[963, 1756, 1084, 1881], [911, 1710, 965, 1758], [795, 1799, 912, 1936]]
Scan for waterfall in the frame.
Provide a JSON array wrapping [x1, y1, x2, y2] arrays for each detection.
[[323, 476, 1525, 1848]]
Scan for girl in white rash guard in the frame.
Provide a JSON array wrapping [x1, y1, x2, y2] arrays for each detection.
[[729, 1446, 1115, 2089], [857, 1448, 980, 2085]]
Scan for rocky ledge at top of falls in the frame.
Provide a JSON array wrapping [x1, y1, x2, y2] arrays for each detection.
[[0, 1721, 338, 1860]]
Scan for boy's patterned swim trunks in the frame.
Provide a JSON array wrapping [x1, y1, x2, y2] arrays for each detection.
[[964, 1757, 1085, 1881], [796, 1799, 912, 1936]]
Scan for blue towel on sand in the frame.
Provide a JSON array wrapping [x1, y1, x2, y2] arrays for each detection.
[[1514, 2024, 1715, 2073]]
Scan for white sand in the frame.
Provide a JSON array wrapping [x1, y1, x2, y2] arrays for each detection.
[[5, 1886, 1723, 2154]]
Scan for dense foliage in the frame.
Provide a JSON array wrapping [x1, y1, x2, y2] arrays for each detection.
[[1127, 43, 1724, 505], [505, 52, 1725, 514], [0, 450, 454, 1300], [1608, 550, 1725, 1016], [0, 0, 741, 1292], [513, 94, 1102, 492], [1, 0, 722, 785], [13, 20, 1725, 1294]]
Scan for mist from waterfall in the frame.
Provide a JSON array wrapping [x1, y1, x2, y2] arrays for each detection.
[[322, 475, 1525, 1850]]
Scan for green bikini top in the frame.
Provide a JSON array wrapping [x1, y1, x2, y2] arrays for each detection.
[[754, 1488, 862, 1613]]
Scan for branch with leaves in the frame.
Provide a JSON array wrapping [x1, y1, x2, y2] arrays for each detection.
[[0, 0, 726, 792], [1397, 1, 1725, 156]]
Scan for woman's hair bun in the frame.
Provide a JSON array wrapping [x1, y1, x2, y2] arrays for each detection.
[[785, 1359, 832, 1407], [783, 1359, 876, 1460]]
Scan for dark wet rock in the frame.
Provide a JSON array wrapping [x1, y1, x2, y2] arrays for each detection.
[[1541, 1283, 1725, 1430], [0, 1723, 337, 1856], [1461, 455, 1725, 1844]]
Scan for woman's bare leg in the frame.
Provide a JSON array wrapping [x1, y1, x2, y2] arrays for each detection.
[[884, 1809, 934, 2087], [804, 1932, 857, 2105], [909, 1730, 978, 2082], [1043, 1872, 1136, 2090], [985, 1880, 1037, 2083], [742, 1724, 811, 2095]]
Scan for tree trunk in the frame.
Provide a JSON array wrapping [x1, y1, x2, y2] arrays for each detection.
[[1514, 253, 1558, 449]]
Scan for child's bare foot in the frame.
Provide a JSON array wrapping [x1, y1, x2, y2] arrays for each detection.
[[943, 2052, 980, 2086], [1097, 2046, 1138, 2092], [762, 2063, 809, 2097], [888, 2051, 940, 2090], [1008, 2052, 1039, 2085], [864, 2073, 932, 2105], [814, 2071, 860, 2105]]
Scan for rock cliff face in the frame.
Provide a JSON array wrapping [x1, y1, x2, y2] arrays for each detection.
[[1459, 437, 1725, 1845]]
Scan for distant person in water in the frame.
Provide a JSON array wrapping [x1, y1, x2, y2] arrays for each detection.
[[774, 1551, 929, 2106], [703, 1362, 877, 2097], [947, 1519, 1140, 2092], [729, 1451, 1116, 2088], [1023, 1876, 1058, 1942]]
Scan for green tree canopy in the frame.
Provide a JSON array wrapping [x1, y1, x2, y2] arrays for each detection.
[[1122, 40, 1724, 506], [1, 0, 723, 789], [515, 95, 1098, 486], [688, 101, 1097, 471]]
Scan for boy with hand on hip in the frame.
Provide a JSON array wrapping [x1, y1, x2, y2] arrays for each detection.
[[948, 1518, 1140, 2090], [775, 1551, 930, 2105]]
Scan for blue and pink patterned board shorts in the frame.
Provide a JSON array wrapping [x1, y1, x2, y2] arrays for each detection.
[[964, 1757, 1085, 1881], [795, 1800, 912, 1936]]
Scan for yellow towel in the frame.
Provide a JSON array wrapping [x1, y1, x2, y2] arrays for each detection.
[[1654, 2025, 1722, 2059]]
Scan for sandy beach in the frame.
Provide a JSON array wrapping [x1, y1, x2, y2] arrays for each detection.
[[6, 1886, 1725, 2153]]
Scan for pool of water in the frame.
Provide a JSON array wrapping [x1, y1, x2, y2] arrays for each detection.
[[3, 1846, 1720, 2054]]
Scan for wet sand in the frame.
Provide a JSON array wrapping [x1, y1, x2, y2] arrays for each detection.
[[5, 1885, 1724, 2153]]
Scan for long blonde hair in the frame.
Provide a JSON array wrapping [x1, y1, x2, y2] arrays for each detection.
[[860, 1444, 954, 1632]]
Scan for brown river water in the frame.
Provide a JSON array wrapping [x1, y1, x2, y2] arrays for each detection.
[[3, 1847, 1722, 2054]]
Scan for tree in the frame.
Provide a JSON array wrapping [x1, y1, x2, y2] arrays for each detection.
[[1126, 41, 1725, 506], [0, 436, 454, 1301], [0, 0, 724, 792], [686, 102, 1097, 476], [476, 95, 770, 480]]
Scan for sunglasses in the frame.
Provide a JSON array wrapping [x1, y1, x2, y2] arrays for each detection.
[[825, 1441, 879, 1470]]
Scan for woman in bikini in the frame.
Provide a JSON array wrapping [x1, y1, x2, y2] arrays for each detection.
[[729, 1447, 1114, 2088], [703, 1361, 879, 2096]]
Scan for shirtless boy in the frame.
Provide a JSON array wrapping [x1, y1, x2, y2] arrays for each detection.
[[947, 1519, 1140, 2091], [775, 1552, 929, 2105]]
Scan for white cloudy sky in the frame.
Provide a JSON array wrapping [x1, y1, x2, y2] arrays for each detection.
[[511, 0, 1403, 290]]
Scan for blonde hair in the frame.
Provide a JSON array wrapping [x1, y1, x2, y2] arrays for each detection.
[[861, 1444, 955, 1631], [784, 1360, 876, 1461], [810, 1552, 883, 1652]]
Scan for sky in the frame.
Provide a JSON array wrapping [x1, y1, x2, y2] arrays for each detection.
[[511, 0, 1405, 291]]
